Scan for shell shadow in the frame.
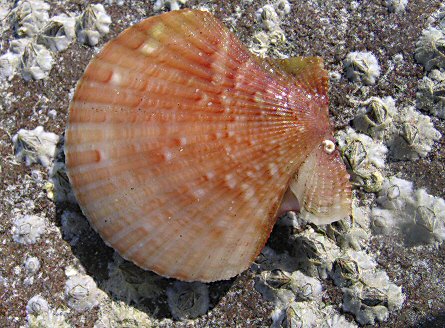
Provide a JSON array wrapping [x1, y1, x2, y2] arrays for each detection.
[[51, 140, 234, 320]]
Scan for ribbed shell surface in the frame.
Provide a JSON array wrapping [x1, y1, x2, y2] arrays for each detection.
[[65, 9, 346, 281]]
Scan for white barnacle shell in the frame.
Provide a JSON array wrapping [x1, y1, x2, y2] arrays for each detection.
[[416, 69, 445, 119], [389, 106, 442, 160], [12, 0, 50, 37], [373, 176, 445, 245], [0, 39, 31, 81], [413, 188, 445, 243], [12, 126, 59, 167], [288, 271, 323, 301], [344, 51, 381, 85], [37, 14, 76, 52], [20, 43, 54, 81], [376, 176, 414, 211], [336, 128, 387, 192], [257, 5, 281, 32], [24, 256, 41, 275], [11, 215, 47, 245], [166, 281, 210, 320], [353, 96, 397, 140], [26, 295, 50, 315], [64, 274, 104, 312], [385, 0, 408, 13], [76, 4, 111, 46], [415, 27, 445, 71], [153, 0, 189, 11]]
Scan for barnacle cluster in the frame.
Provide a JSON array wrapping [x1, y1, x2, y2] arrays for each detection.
[[251, 0, 290, 56], [254, 203, 405, 326], [12, 126, 59, 168], [371, 177, 445, 245], [26, 295, 70, 327], [336, 128, 387, 192], [416, 69, 445, 119], [0, 2, 111, 81], [350, 97, 441, 161], [344, 51, 381, 85], [11, 214, 47, 245]]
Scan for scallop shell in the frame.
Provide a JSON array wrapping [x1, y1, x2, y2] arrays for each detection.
[[65, 9, 351, 282]]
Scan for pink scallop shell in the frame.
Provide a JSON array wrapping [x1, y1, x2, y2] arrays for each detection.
[[65, 9, 351, 282]]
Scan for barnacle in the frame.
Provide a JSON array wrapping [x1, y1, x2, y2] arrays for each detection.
[[166, 281, 210, 320], [153, 0, 188, 11], [288, 271, 323, 301], [342, 269, 404, 325], [389, 106, 441, 160], [75, 4, 111, 46], [332, 257, 360, 287], [37, 14, 76, 52], [26, 295, 49, 315], [416, 69, 445, 119], [344, 51, 381, 85], [24, 256, 41, 275], [20, 42, 54, 81], [0, 39, 30, 81], [385, 0, 408, 13], [11, 214, 47, 245], [12, 0, 50, 37], [336, 128, 387, 192], [12, 126, 59, 167], [262, 269, 292, 289], [415, 27, 445, 71], [64, 273, 104, 312], [353, 96, 397, 140]]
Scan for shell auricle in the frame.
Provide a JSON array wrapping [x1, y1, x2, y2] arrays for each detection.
[[65, 9, 352, 282]]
